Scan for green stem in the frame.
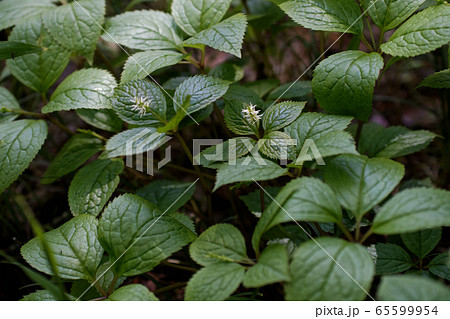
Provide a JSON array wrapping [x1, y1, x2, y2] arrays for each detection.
[[154, 282, 187, 295], [93, 282, 108, 297], [360, 36, 375, 52], [355, 120, 364, 148], [161, 260, 198, 272], [377, 29, 386, 52], [366, 18, 376, 50], [337, 222, 354, 242], [107, 275, 118, 296], [360, 229, 373, 244]]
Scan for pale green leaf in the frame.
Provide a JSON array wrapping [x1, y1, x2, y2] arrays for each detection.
[[224, 99, 259, 135], [311, 131, 358, 159], [0, 86, 20, 123], [263, 101, 305, 132], [375, 243, 413, 275], [377, 275, 450, 300], [258, 131, 296, 160], [0, 0, 56, 31], [76, 109, 123, 133], [107, 284, 159, 301], [21, 290, 75, 301], [401, 228, 442, 259]]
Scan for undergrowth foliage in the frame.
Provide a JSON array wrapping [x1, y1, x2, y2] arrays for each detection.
[[0, 0, 449, 301]]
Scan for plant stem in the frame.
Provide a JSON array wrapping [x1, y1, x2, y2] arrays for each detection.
[[359, 229, 373, 244], [93, 282, 108, 297], [154, 282, 187, 295], [337, 222, 354, 242], [366, 18, 376, 50], [161, 260, 198, 272], [360, 36, 375, 52], [165, 163, 215, 180], [355, 219, 361, 241], [355, 120, 364, 148], [107, 275, 118, 296]]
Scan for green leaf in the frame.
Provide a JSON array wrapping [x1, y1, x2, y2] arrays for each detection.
[[113, 79, 167, 126], [189, 224, 248, 266], [98, 194, 196, 276], [252, 177, 342, 252], [103, 10, 183, 51], [0, 41, 42, 60], [362, 0, 426, 31], [375, 243, 413, 275], [184, 262, 245, 301], [240, 186, 280, 215], [76, 109, 123, 133], [107, 284, 159, 301], [372, 188, 450, 234], [263, 101, 305, 132], [400, 228, 442, 259], [377, 275, 450, 300], [0, 120, 47, 193], [174, 75, 230, 114], [102, 127, 167, 158], [267, 81, 311, 100], [279, 0, 364, 34], [42, 69, 117, 113], [209, 62, 244, 82], [429, 253, 450, 281], [243, 244, 290, 288], [213, 157, 287, 192], [244, 79, 280, 98], [380, 4, 450, 58], [418, 69, 450, 89], [312, 51, 384, 121], [324, 154, 405, 220], [121, 51, 185, 83], [224, 99, 259, 135], [22, 290, 75, 301], [311, 131, 358, 159], [171, 0, 233, 36], [68, 159, 124, 217], [6, 17, 70, 94], [21, 215, 104, 280], [183, 13, 248, 58], [137, 180, 196, 214], [258, 131, 296, 160], [0, 0, 56, 31], [42, 0, 105, 64], [285, 238, 374, 301], [0, 86, 20, 124], [157, 108, 187, 133], [41, 134, 103, 184], [224, 84, 264, 106]]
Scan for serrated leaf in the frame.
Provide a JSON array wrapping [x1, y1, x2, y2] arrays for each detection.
[[6, 17, 70, 93], [362, 0, 426, 31], [184, 262, 245, 301], [98, 194, 196, 276], [213, 157, 287, 192], [377, 275, 450, 300], [171, 0, 233, 36], [324, 154, 405, 220], [0, 0, 56, 31], [102, 127, 167, 158], [103, 9, 183, 51], [174, 75, 230, 114], [418, 69, 450, 89], [41, 134, 103, 184], [42, 0, 105, 64], [42, 69, 117, 113], [279, 0, 364, 34], [21, 215, 104, 280], [68, 159, 124, 217], [0, 41, 43, 60], [0, 86, 20, 124], [0, 120, 47, 193], [375, 243, 413, 275], [189, 224, 248, 266], [76, 109, 123, 133], [209, 62, 244, 82], [107, 284, 159, 301], [285, 238, 374, 301], [263, 101, 305, 132], [372, 188, 450, 234], [252, 177, 342, 252], [243, 244, 290, 288], [400, 228, 442, 259], [121, 50, 185, 83], [429, 253, 450, 281], [381, 4, 450, 58], [113, 79, 167, 126], [312, 51, 384, 121], [311, 131, 358, 159], [224, 99, 259, 135], [183, 13, 248, 58], [137, 180, 196, 214], [258, 131, 295, 160]]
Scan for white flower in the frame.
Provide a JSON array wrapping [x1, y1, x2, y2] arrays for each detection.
[[241, 103, 261, 124], [130, 96, 151, 117]]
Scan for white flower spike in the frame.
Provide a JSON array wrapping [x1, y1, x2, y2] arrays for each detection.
[[242, 103, 261, 124], [130, 96, 151, 117]]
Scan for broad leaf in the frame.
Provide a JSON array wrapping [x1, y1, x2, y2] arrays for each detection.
[[209, 62, 244, 82], [68, 159, 124, 217], [311, 131, 358, 159], [285, 238, 374, 301], [372, 188, 450, 234], [312, 51, 384, 121], [267, 81, 311, 100], [0, 0, 56, 31], [42, 69, 117, 113], [98, 194, 196, 276], [42, 0, 105, 64], [0, 41, 42, 60], [0, 120, 47, 193], [41, 134, 103, 184], [258, 131, 295, 160], [103, 10, 183, 51], [0, 86, 20, 124], [377, 275, 450, 300], [279, 0, 364, 34], [121, 51, 185, 83], [418, 69, 450, 89], [381, 4, 450, 58], [429, 254, 450, 281], [183, 13, 248, 58], [224, 99, 259, 136], [171, 0, 233, 36], [262, 101, 305, 132], [174, 75, 230, 114], [400, 228, 442, 259], [76, 109, 123, 133], [21, 215, 104, 280], [243, 244, 290, 288], [108, 284, 159, 301], [137, 180, 196, 214], [224, 84, 264, 107], [252, 177, 342, 252], [324, 155, 404, 220], [21, 290, 75, 301], [375, 243, 413, 275], [189, 224, 248, 266], [184, 262, 245, 301]]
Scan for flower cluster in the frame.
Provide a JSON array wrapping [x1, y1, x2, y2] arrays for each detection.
[[241, 103, 262, 124], [130, 96, 151, 117]]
